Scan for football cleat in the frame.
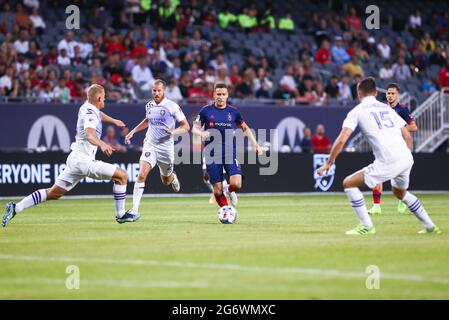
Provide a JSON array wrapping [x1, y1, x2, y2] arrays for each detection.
[[345, 224, 376, 235], [368, 205, 381, 215], [2, 202, 16, 228], [116, 210, 140, 224], [418, 226, 441, 235], [171, 173, 180, 192], [397, 200, 408, 214]]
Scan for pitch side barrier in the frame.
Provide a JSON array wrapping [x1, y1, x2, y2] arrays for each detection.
[[0, 151, 448, 196]]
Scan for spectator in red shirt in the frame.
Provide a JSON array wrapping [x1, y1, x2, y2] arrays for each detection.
[[311, 123, 331, 153], [106, 33, 126, 57], [345, 7, 362, 32], [438, 59, 449, 89], [130, 40, 148, 59], [315, 40, 331, 64]]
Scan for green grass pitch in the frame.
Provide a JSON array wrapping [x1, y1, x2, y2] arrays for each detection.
[[1, 194, 448, 299]]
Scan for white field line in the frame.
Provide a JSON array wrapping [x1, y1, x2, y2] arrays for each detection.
[[1, 254, 449, 286], [1, 191, 448, 200]]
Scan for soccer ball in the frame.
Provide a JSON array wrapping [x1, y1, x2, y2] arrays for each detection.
[[217, 206, 238, 224]]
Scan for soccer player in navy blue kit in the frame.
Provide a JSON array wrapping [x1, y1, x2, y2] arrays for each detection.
[[192, 83, 262, 207], [368, 83, 418, 215]]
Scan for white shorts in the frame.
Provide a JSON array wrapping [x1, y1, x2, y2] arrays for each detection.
[[140, 147, 174, 177], [361, 157, 414, 190], [55, 152, 117, 191]]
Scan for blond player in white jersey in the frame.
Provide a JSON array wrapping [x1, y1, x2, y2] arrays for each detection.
[[2, 84, 137, 227], [317, 77, 441, 235], [124, 79, 190, 216]]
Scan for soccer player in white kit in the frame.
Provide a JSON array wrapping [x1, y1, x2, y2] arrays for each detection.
[[124, 79, 190, 216], [317, 77, 441, 235], [2, 84, 136, 227]]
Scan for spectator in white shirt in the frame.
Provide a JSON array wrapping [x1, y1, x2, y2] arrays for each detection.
[[409, 9, 422, 33], [337, 75, 353, 101], [377, 37, 391, 60], [279, 66, 297, 92], [0, 67, 14, 95], [209, 54, 228, 73], [131, 57, 154, 91], [15, 53, 30, 73], [392, 57, 412, 81], [57, 48, 71, 66], [78, 33, 93, 60], [165, 76, 183, 103], [14, 30, 29, 54], [379, 61, 394, 80], [38, 82, 55, 102], [58, 31, 78, 58], [29, 7, 45, 34]]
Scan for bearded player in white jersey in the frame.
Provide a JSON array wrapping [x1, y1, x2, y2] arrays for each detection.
[[124, 79, 190, 216], [2, 84, 136, 227], [317, 77, 441, 235]]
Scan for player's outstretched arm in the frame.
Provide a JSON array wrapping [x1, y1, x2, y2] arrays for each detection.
[[401, 126, 413, 151], [125, 118, 149, 144], [85, 127, 115, 157], [317, 127, 352, 176], [162, 119, 190, 136], [240, 122, 263, 155], [101, 113, 126, 128]]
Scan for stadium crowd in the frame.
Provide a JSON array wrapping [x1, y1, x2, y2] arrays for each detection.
[[1, 0, 449, 106]]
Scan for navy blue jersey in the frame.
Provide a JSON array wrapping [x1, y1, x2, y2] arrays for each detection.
[[392, 103, 414, 125], [195, 103, 245, 162]]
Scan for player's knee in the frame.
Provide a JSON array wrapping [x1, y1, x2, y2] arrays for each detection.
[[213, 188, 223, 197], [161, 176, 171, 186], [230, 181, 242, 191], [392, 187, 406, 200], [342, 177, 351, 189], [203, 171, 210, 182]]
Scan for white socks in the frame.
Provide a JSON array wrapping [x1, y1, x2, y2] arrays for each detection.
[[15, 189, 47, 213], [132, 182, 145, 212], [113, 184, 127, 218], [345, 188, 373, 228], [402, 192, 435, 229]]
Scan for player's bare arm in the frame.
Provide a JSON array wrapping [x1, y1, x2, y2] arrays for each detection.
[[162, 119, 190, 136], [125, 118, 149, 144], [239, 121, 263, 155], [101, 113, 126, 129], [85, 127, 115, 157], [401, 125, 413, 151], [317, 127, 353, 176]]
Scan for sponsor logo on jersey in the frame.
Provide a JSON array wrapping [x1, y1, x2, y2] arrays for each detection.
[[145, 152, 151, 157], [313, 154, 336, 192]]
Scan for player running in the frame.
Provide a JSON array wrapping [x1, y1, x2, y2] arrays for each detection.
[[317, 77, 440, 235], [2, 84, 134, 227], [192, 83, 262, 207], [124, 79, 190, 216], [368, 83, 418, 215]]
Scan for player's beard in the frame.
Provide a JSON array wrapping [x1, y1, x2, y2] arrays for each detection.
[[154, 94, 164, 104]]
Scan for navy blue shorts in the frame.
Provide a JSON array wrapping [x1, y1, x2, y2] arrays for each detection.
[[206, 158, 243, 184]]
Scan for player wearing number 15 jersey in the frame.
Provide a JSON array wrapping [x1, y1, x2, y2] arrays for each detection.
[[317, 77, 440, 235]]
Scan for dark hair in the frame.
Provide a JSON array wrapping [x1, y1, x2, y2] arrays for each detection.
[[357, 77, 377, 95], [214, 83, 228, 91], [387, 83, 400, 93], [153, 79, 167, 88]]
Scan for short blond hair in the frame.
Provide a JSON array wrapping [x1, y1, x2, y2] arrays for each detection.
[[87, 84, 105, 102]]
